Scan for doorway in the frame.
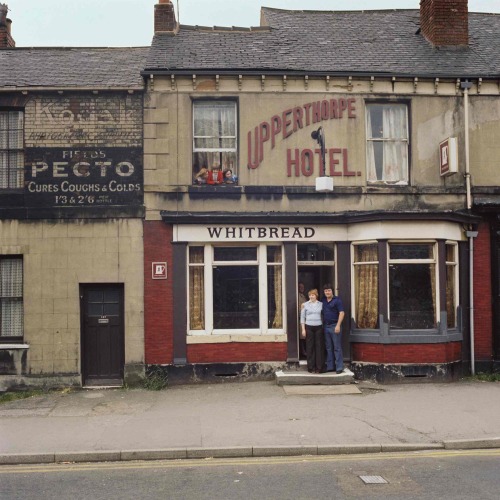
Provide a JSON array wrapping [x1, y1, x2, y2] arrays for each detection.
[[81, 284, 124, 386]]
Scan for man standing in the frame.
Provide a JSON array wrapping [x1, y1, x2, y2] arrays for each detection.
[[321, 283, 345, 374]]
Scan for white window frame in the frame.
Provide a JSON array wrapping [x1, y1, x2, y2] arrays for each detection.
[[445, 241, 459, 329], [365, 102, 409, 185], [192, 100, 237, 167], [187, 243, 285, 336]]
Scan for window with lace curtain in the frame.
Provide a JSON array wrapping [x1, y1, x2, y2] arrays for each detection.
[[0, 257, 23, 341], [188, 244, 283, 334], [0, 111, 24, 189], [192, 101, 237, 185], [353, 243, 379, 329], [366, 103, 408, 184]]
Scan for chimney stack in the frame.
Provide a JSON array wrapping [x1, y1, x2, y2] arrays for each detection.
[[420, 0, 469, 46], [0, 3, 15, 48], [155, 0, 177, 34]]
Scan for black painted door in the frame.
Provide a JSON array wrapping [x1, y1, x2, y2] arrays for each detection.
[[81, 285, 124, 386]]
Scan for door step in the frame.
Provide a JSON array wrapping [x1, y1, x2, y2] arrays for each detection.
[[275, 367, 355, 386]]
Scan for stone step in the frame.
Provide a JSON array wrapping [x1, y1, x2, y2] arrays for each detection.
[[275, 367, 355, 386]]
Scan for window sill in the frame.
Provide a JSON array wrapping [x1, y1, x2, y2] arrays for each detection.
[[0, 343, 29, 349], [350, 329, 462, 344], [187, 334, 287, 344]]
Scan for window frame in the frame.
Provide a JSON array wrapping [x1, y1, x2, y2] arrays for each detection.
[[0, 255, 24, 343], [445, 241, 459, 329], [192, 99, 238, 185], [187, 243, 284, 335], [365, 101, 410, 185], [0, 109, 24, 189]]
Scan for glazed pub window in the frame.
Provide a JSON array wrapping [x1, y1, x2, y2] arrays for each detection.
[[0, 111, 24, 188], [445, 242, 458, 328], [389, 243, 436, 329], [366, 103, 409, 184], [192, 101, 237, 186], [188, 245, 283, 333], [0, 257, 23, 341], [353, 243, 379, 329]]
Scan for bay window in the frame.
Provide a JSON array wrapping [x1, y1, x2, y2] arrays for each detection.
[[366, 103, 409, 184], [188, 244, 283, 334]]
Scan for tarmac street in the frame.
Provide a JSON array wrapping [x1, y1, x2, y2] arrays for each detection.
[[0, 380, 500, 463]]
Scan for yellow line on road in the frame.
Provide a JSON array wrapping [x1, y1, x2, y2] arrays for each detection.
[[1, 448, 500, 475]]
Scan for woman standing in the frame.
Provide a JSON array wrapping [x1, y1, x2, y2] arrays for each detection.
[[300, 289, 325, 373]]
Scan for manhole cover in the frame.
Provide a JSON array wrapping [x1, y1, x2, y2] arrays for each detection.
[[359, 475, 388, 484]]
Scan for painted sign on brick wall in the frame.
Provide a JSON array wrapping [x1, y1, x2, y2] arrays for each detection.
[[25, 148, 143, 207]]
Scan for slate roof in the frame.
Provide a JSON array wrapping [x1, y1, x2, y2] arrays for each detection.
[[145, 8, 500, 78], [0, 47, 148, 88]]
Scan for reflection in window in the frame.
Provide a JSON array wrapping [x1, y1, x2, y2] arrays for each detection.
[[366, 103, 408, 184], [353, 244, 378, 329], [188, 244, 283, 333], [297, 243, 334, 262], [389, 243, 436, 329]]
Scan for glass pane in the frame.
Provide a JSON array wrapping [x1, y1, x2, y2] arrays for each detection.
[[88, 303, 103, 316], [189, 266, 205, 330], [1, 299, 23, 337], [354, 264, 378, 328], [389, 263, 436, 329], [267, 265, 283, 328], [88, 290, 103, 303], [297, 243, 334, 262], [193, 102, 236, 138], [214, 247, 257, 262], [390, 244, 434, 260], [0, 131, 7, 148], [104, 289, 119, 302], [189, 246, 204, 264], [267, 246, 282, 263], [213, 266, 259, 329], [446, 244, 456, 263], [446, 264, 456, 328], [0, 259, 23, 297], [103, 303, 119, 316], [354, 244, 378, 263]]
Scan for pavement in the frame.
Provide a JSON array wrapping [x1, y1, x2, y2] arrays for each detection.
[[1, 379, 500, 464]]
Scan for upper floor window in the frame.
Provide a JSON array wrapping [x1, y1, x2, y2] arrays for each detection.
[[366, 103, 408, 185], [0, 111, 24, 189], [192, 101, 237, 186], [0, 257, 23, 341]]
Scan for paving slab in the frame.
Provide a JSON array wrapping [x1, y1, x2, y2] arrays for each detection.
[[283, 385, 362, 395]]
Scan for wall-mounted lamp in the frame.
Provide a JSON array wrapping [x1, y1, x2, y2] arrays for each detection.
[[311, 126, 333, 192]]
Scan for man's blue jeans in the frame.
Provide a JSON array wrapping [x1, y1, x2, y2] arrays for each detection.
[[324, 324, 343, 372]]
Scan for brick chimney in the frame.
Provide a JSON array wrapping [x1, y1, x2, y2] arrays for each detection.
[[155, 0, 177, 33], [420, 0, 468, 46], [0, 3, 15, 48]]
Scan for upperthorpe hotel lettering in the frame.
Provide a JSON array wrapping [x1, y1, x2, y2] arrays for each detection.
[[207, 226, 316, 239], [247, 98, 357, 172]]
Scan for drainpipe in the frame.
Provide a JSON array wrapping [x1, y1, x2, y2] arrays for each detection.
[[461, 80, 476, 375]]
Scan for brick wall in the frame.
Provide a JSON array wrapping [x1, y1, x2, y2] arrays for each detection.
[[144, 221, 173, 363], [188, 342, 288, 363], [473, 222, 493, 361], [420, 0, 468, 46], [352, 342, 462, 364], [25, 94, 142, 148]]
